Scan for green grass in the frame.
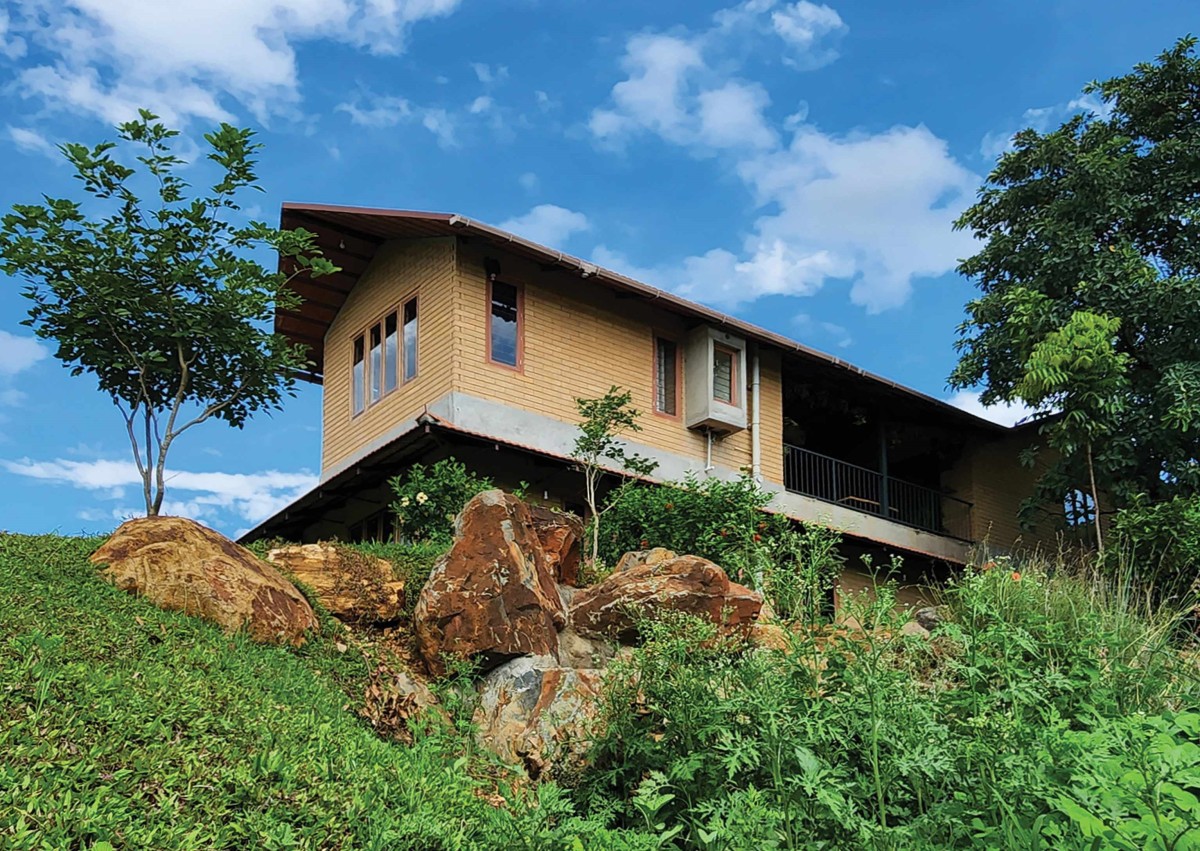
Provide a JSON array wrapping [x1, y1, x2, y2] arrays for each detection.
[[0, 533, 650, 850]]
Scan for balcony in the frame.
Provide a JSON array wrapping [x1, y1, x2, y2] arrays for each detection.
[[783, 443, 973, 541]]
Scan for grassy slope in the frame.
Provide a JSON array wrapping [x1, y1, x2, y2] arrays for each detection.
[[0, 533, 646, 851]]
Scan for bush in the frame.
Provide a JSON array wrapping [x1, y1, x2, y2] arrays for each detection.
[[388, 457, 493, 545], [345, 539, 445, 618], [1111, 493, 1200, 604], [572, 553, 1200, 849]]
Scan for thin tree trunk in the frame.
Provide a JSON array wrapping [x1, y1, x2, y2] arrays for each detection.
[[1086, 441, 1103, 554]]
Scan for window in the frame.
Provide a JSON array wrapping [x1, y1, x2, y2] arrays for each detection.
[[1064, 489, 1096, 527], [654, 336, 678, 416], [403, 297, 418, 382], [349, 294, 419, 415], [369, 323, 383, 404], [383, 313, 398, 394], [489, 280, 521, 368], [713, 344, 737, 405], [352, 335, 365, 416]]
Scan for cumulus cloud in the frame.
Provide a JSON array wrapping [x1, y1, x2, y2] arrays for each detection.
[[499, 204, 590, 248], [0, 331, 48, 377], [6, 126, 57, 158], [946, 390, 1036, 428], [336, 93, 460, 147], [5, 0, 464, 124], [589, 0, 978, 312], [2, 456, 317, 527]]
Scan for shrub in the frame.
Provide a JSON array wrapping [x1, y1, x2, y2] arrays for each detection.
[[573, 552, 1200, 849], [388, 456, 493, 545], [1111, 493, 1200, 605], [346, 539, 445, 618], [597, 472, 781, 566]]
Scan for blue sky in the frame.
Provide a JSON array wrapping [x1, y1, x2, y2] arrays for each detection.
[[0, 0, 1194, 537]]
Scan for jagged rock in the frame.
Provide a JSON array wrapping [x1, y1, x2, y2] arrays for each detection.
[[474, 655, 603, 779], [613, 547, 676, 574], [568, 554, 764, 641], [266, 543, 404, 624], [414, 490, 565, 676], [557, 626, 620, 669], [750, 622, 792, 652], [528, 505, 584, 586], [91, 516, 318, 646]]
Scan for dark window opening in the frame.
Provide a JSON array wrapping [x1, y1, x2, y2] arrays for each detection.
[[490, 280, 520, 367], [655, 337, 678, 415]]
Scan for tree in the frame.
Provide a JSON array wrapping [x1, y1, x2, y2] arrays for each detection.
[[951, 37, 1200, 524], [572, 386, 658, 565], [0, 112, 337, 516]]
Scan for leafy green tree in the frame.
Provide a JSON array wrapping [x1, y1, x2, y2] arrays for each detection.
[[951, 37, 1200, 522], [0, 111, 336, 516], [572, 386, 658, 565]]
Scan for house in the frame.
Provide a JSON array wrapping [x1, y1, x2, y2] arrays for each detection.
[[242, 202, 1065, 577]]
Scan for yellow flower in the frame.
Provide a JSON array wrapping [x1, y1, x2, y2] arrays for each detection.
[[400, 497, 410, 507], [416, 492, 429, 505]]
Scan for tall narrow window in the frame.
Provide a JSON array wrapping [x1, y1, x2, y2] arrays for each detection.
[[654, 337, 677, 415], [713, 345, 736, 404], [383, 313, 398, 394], [489, 280, 520, 367], [369, 323, 383, 403], [403, 297, 419, 381], [1064, 489, 1096, 527], [352, 335, 365, 416]]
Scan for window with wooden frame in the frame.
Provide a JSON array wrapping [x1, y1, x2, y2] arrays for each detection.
[[350, 295, 419, 415], [713, 344, 737, 405], [654, 336, 679, 416], [488, 279, 522, 368]]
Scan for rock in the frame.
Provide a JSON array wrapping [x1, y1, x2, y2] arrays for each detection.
[[474, 655, 603, 779], [613, 547, 676, 574], [528, 505, 584, 586], [568, 554, 764, 642], [750, 622, 791, 652], [557, 627, 619, 669], [414, 490, 565, 677], [362, 662, 441, 742], [914, 606, 946, 632], [901, 620, 931, 639], [91, 516, 318, 646], [266, 543, 404, 624]]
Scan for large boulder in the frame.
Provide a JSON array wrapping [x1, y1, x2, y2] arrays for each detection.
[[266, 543, 404, 624], [527, 505, 584, 586], [91, 516, 318, 646], [613, 547, 676, 574], [568, 554, 763, 641], [474, 655, 603, 779], [414, 490, 565, 676]]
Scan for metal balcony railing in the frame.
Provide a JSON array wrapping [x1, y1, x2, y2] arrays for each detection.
[[783, 443, 973, 541]]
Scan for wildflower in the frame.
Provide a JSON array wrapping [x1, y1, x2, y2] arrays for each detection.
[[1011, 571, 1022, 581], [753, 533, 762, 542], [400, 497, 411, 507], [981, 561, 995, 572], [416, 492, 429, 505], [665, 502, 674, 511], [640, 539, 649, 549]]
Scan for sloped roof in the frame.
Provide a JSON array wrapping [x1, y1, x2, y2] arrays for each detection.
[[277, 201, 1006, 432]]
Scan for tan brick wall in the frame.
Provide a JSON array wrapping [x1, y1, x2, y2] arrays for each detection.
[[321, 238, 457, 472], [452, 240, 783, 482], [949, 430, 1060, 552]]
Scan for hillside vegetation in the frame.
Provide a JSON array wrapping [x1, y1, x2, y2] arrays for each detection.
[[3, 531, 1200, 850]]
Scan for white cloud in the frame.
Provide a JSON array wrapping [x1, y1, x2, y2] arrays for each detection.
[[467, 95, 493, 114], [0, 331, 48, 377], [6, 0, 463, 125], [470, 62, 507, 85], [499, 204, 590, 248], [794, 313, 852, 348], [0, 9, 27, 59], [7, 126, 57, 159], [3, 456, 316, 526], [588, 1, 977, 312], [980, 92, 1114, 161], [335, 93, 459, 147], [946, 390, 1036, 428]]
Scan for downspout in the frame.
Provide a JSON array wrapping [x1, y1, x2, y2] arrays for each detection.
[[751, 349, 762, 482]]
